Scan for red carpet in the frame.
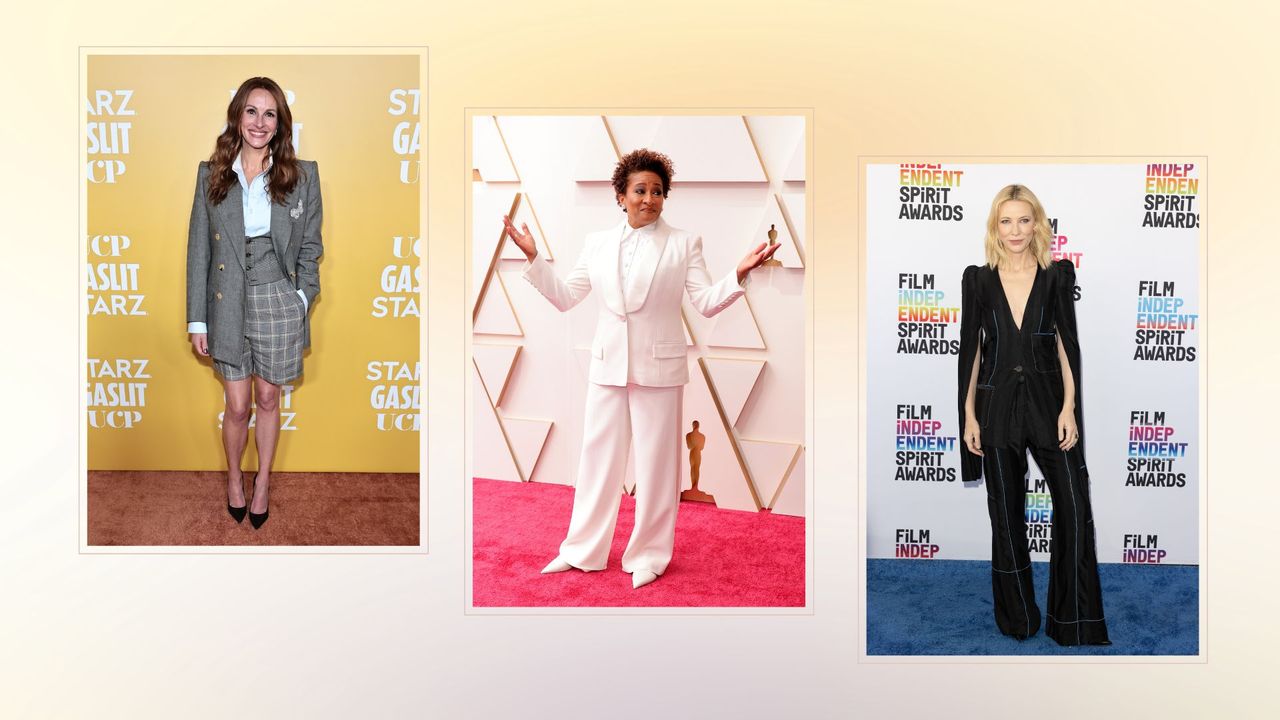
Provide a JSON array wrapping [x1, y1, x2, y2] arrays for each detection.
[[88, 471, 419, 546], [472, 478, 805, 607]]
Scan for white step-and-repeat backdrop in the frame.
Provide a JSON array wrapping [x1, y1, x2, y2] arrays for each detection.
[[867, 161, 1201, 564]]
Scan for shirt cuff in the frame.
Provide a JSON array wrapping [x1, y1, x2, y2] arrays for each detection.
[[187, 322, 208, 334], [297, 289, 308, 310]]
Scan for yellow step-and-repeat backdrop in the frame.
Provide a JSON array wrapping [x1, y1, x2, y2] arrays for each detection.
[[86, 54, 421, 472]]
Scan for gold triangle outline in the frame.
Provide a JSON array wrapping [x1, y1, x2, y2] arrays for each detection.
[[501, 415, 555, 483], [473, 115, 521, 183], [734, 439, 804, 510], [476, 378, 525, 482], [601, 115, 622, 160], [491, 115, 521, 183], [473, 193, 522, 326], [706, 293, 767, 351], [514, 191, 554, 262], [472, 344, 522, 408], [696, 356, 764, 511], [740, 115, 771, 184], [700, 356, 767, 428], [771, 192, 807, 268], [766, 444, 804, 510], [474, 267, 525, 337]]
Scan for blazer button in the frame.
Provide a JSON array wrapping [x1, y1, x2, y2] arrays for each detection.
[[218, 264, 225, 271], [1013, 365, 1023, 373], [214, 233, 221, 241], [290, 271, 296, 278], [215, 292, 223, 300]]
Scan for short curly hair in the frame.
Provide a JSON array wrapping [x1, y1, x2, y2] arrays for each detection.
[[611, 148, 675, 197]]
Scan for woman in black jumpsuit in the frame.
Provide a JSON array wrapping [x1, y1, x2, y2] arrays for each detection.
[[958, 184, 1110, 646]]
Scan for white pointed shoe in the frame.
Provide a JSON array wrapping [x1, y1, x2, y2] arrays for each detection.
[[540, 557, 573, 574], [632, 570, 658, 589]]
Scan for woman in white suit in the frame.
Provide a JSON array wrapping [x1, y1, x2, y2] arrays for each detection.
[[503, 148, 777, 589]]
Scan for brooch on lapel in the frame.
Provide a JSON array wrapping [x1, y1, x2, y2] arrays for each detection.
[[289, 197, 304, 220]]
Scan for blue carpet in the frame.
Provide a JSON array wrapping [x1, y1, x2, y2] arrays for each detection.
[[867, 559, 1198, 655]]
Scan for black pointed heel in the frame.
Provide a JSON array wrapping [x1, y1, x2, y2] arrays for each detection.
[[248, 509, 269, 529], [248, 472, 270, 530], [227, 469, 247, 523]]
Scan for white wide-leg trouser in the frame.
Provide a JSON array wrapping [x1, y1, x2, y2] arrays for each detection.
[[558, 382, 683, 576]]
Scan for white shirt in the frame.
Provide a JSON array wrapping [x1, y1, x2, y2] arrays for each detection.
[[617, 220, 750, 292], [187, 153, 307, 335], [619, 221, 652, 283], [236, 152, 273, 238]]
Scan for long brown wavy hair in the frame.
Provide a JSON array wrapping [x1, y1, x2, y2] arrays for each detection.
[[206, 77, 299, 205]]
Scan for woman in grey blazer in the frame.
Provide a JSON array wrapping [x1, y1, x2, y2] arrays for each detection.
[[186, 76, 322, 530]]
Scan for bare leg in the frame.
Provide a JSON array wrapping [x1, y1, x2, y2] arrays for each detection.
[[250, 376, 282, 514], [221, 377, 253, 508]]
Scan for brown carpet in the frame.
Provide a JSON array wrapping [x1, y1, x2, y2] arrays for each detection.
[[87, 471, 419, 546]]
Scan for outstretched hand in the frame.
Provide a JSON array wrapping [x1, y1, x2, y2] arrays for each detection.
[[502, 216, 537, 260], [736, 242, 781, 284]]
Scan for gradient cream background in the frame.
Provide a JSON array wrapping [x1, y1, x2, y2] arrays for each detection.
[[0, 1, 1274, 718]]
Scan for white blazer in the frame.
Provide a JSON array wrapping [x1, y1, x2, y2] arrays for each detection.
[[522, 217, 746, 388]]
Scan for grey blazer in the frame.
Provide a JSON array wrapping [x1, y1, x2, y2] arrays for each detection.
[[185, 159, 323, 364]]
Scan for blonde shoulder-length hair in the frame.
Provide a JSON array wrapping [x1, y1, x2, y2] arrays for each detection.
[[983, 184, 1053, 269]]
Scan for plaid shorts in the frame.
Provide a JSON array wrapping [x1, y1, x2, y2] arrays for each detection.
[[214, 278, 306, 385]]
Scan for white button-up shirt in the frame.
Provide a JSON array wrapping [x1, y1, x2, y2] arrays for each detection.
[[235, 152, 273, 238], [619, 221, 652, 284], [187, 153, 307, 336], [617, 220, 750, 292]]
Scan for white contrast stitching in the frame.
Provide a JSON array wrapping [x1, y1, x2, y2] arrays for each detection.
[[994, 448, 1032, 634]]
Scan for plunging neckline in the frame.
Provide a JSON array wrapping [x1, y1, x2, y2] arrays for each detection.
[[994, 264, 1039, 333]]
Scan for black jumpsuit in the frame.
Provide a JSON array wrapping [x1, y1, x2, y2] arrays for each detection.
[[957, 259, 1110, 646]]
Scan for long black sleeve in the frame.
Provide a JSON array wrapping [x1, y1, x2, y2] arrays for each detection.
[[1054, 259, 1085, 454], [957, 264, 983, 482]]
